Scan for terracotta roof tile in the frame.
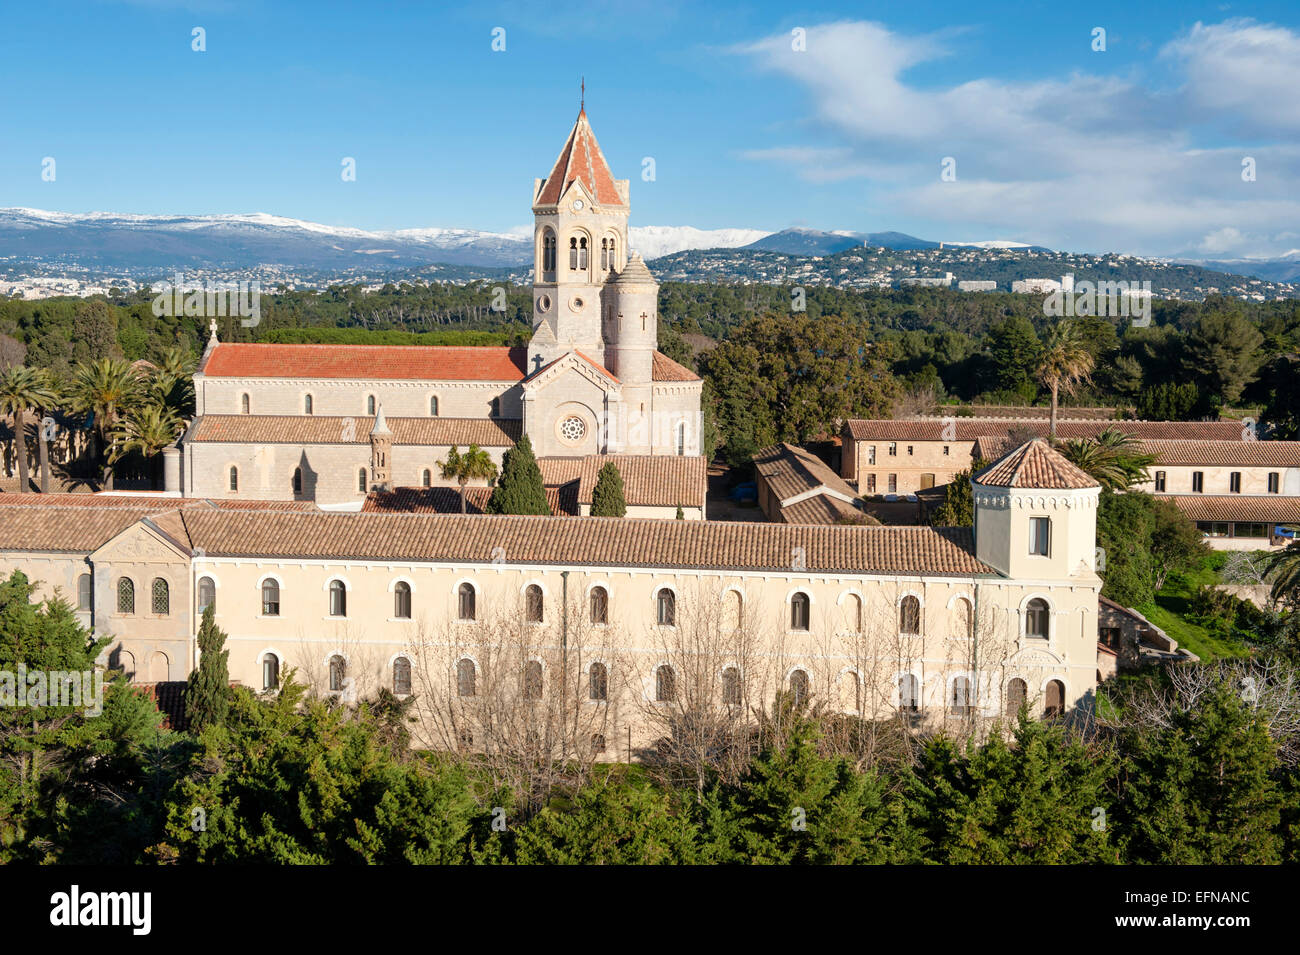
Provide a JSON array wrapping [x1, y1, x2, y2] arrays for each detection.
[[844, 418, 1244, 442], [201, 344, 528, 381], [535, 109, 625, 207], [652, 351, 700, 382], [189, 415, 521, 447], [362, 484, 579, 517], [975, 440, 1100, 490], [576, 455, 707, 509], [132, 682, 190, 732], [1140, 439, 1300, 467], [537, 457, 585, 486], [780, 495, 876, 525], [171, 509, 990, 576], [1159, 495, 1300, 524], [754, 443, 856, 504], [0, 493, 314, 510]]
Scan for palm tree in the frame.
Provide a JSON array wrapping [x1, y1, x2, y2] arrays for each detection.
[[112, 404, 183, 489], [438, 444, 498, 513], [1264, 535, 1300, 610], [33, 369, 63, 493], [1059, 427, 1155, 491], [149, 346, 196, 419], [1037, 322, 1095, 441], [0, 366, 58, 493], [69, 358, 141, 489]]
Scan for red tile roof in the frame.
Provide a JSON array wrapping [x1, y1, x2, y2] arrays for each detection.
[[576, 455, 707, 509], [652, 351, 701, 382], [362, 484, 579, 517], [975, 440, 1100, 490], [201, 344, 528, 381], [535, 109, 625, 207], [189, 415, 521, 447], [1159, 495, 1300, 524], [1139, 440, 1300, 467], [754, 443, 856, 504], [844, 418, 1245, 442]]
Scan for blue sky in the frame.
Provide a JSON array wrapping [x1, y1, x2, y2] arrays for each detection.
[[2, 0, 1299, 258]]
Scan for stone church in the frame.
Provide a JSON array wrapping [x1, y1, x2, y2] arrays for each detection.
[[173, 107, 705, 514]]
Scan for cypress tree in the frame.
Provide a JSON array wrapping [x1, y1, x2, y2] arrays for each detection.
[[185, 603, 231, 731], [675, 505, 684, 520], [486, 435, 549, 515], [591, 462, 627, 517]]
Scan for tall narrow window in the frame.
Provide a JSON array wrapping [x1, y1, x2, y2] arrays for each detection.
[[77, 573, 93, 611], [1230, 472, 1242, 493], [393, 581, 412, 619], [263, 653, 279, 691], [589, 662, 608, 701], [888, 473, 897, 493], [358, 469, 367, 493], [789, 669, 810, 707], [569, 237, 578, 270], [117, 577, 135, 614], [292, 467, 302, 495], [262, 579, 280, 616], [329, 580, 347, 617], [1026, 598, 1050, 639], [1029, 516, 1051, 556], [600, 237, 609, 271], [304, 394, 313, 414], [1192, 471, 1204, 493], [523, 661, 543, 700], [1044, 679, 1065, 717], [790, 592, 810, 631], [950, 676, 971, 716], [422, 469, 432, 487], [525, 584, 543, 623], [955, 597, 973, 638], [656, 589, 676, 627], [846, 594, 862, 632], [150, 578, 169, 615], [721, 666, 742, 706], [430, 395, 439, 416], [1154, 470, 1166, 492], [458, 583, 476, 621], [240, 393, 250, 414], [366, 395, 376, 415], [542, 231, 556, 276], [393, 657, 412, 695], [229, 466, 238, 492], [899, 674, 919, 713], [578, 236, 588, 269], [457, 658, 476, 697], [655, 665, 676, 702], [676, 421, 686, 456], [867, 445, 876, 465], [866, 474, 876, 493], [590, 586, 608, 624], [1005, 678, 1027, 719], [1268, 472, 1280, 494], [490, 397, 500, 418], [607, 237, 616, 269], [328, 655, 346, 692], [899, 596, 920, 635]]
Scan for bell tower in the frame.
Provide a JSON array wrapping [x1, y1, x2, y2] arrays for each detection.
[[528, 102, 630, 374]]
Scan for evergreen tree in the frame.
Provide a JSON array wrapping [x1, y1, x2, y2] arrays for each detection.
[[485, 435, 549, 515], [930, 460, 984, 526], [516, 779, 698, 864], [185, 604, 231, 731], [675, 505, 684, 520], [590, 462, 627, 517]]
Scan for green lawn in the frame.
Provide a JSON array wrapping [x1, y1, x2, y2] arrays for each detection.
[[1141, 552, 1252, 660]]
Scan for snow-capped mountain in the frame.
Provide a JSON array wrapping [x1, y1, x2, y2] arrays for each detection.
[[0, 208, 771, 272]]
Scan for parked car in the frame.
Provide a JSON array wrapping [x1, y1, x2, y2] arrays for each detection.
[[729, 481, 757, 503]]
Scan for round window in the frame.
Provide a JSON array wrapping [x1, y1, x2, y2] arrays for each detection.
[[573, 199, 585, 211], [559, 415, 587, 444], [537, 294, 552, 313], [571, 296, 585, 312]]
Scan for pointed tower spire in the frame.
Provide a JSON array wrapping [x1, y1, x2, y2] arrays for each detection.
[[369, 403, 391, 435]]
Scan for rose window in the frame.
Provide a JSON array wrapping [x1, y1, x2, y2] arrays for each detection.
[[560, 415, 586, 442]]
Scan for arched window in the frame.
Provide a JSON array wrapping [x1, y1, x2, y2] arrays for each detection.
[[393, 581, 412, 619], [578, 236, 588, 269], [589, 662, 608, 701], [523, 661, 543, 700], [229, 466, 239, 492], [261, 579, 280, 616], [489, 397, 500, 418], [525, 584, 543, 623], [607, 236, 616, 269], [899, 674, 919, 713], [591, 733, 606, 754], [304, 394, 313, 414], [429, 395, 439, 416], [950, 676, 972, 716], [789, 669, 810, 707], [197, 576, 215, 613], [151, 578, 168, 615], [721, 666, 742, 706], [1044, 679, 1065, 718], [676, 421, 686, 456], [422, 469, 432, 487], [1026, 598, 1050, 639], [328, 655, 346, 692], [458, 583, 476, 621], [955, 597, 973, 638], [358, 468, 367, 493], [262, 653, 279, 691], [569, 236, 578, 270], [240, 393, 250, 414], [899, 596, 921, 635], [1005, 678, 1027, 720], [656, 588, 676, 627], [655, 665, 677, 702], [456, 658, 477, 697], [542, 230, 556, 276], [723, 590, 742, 631], [117, 577, 135, 614], [77, 573, 93, 611], [329, 580, 347, 617], [845, 594, 862, 632], [790, 592, 810, 631], [393, 657, 412, 695], [590, 586, 608, 624], [366, 394, 376, 415], [292, 467, 302, 495]]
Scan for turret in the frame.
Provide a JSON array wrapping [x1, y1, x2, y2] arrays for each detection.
[[369, 405, 392, 492]]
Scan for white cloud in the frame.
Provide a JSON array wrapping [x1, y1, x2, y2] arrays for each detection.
[[734, 19, 1300, 258]]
